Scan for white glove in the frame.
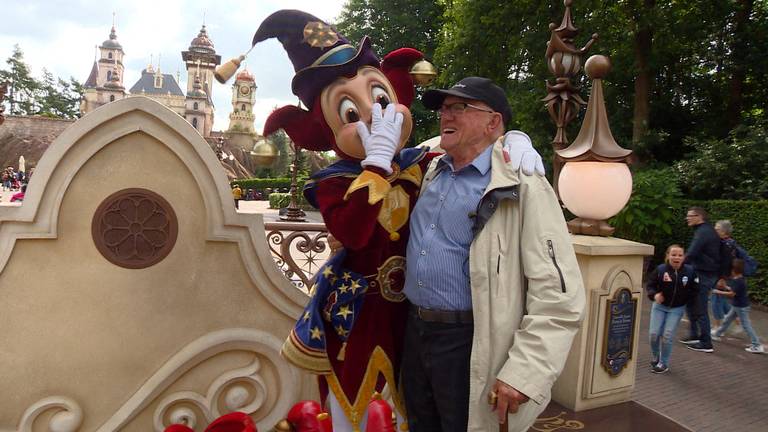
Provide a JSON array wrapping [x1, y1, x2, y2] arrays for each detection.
[[356, 103, 403, 175], [503, 130, 545, 176]]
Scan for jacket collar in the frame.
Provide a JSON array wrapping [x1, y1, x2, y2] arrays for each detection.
[[485, 136, 520, 193]]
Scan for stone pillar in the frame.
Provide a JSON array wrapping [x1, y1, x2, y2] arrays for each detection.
[[552, 235, 653, 411]]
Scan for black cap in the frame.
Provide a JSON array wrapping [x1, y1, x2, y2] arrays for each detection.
[[422, 77, 511, 125]]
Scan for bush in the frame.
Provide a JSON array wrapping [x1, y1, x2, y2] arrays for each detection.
[[232, 177, 306, 190], [611, 167, 682, 242], [676, 121, 768, 200], [268, 192, 314, 211]]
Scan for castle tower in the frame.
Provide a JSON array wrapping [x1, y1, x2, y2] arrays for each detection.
[[182, 25, 221, 136], [227, 69, 257, 134], [185, 71, 210, 136], [80, 26, 127, 114]]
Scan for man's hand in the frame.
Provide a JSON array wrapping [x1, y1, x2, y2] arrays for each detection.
[[654, 292, 665, 304], [502, 131, 545, 176], [356, 103, 403, 175], [490, 379, 529, 424]]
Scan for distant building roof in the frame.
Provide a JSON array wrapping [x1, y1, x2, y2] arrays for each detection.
[[129, 70, 184, 96], [101, 26, 123, 50], [84, 61, 99, 88]]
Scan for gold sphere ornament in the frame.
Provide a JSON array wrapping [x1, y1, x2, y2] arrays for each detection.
[[250, 138, 279, 167], [409, 59, 437, 86]]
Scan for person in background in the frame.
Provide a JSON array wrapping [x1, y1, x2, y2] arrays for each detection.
[[680, 207, 720, 353], [714, 219, 737, 329], [10, 184, 26, 202], [711, 258, 765, 354], [645, 244, 699, 373], [231, 184, 242, 209]]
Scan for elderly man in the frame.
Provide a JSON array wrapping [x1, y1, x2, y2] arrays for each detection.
[[401, 77, 585, 432]]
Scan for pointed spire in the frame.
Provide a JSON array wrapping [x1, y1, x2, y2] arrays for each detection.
[[556, 55, 632, 162]]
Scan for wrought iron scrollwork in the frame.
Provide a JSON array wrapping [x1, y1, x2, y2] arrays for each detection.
[[265, 222, 330, 292]]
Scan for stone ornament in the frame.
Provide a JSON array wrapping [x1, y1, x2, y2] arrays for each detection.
[[91, 188, 178, 269]]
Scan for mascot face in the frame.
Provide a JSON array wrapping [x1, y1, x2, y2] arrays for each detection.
[[320, 66, 413, 160]]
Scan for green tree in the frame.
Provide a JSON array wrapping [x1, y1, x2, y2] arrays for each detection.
[[0, 45, 83, 119], [336, 0, 445, 144], [0, 45, 40, 115], [38, 69, 83, 119]]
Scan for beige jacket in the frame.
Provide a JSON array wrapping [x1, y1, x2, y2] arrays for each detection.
[[421, 135, 586, 431]]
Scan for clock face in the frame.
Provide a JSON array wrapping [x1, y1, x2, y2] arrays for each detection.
[[239, 86, 251, 96]]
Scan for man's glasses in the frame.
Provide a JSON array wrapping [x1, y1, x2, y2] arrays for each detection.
[[439, 102, 495, 116]]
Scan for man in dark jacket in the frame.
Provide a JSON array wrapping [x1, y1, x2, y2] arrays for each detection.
[[681, 206, 720, 352]]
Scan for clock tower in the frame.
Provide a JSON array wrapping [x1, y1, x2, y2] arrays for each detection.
[[227, 69, 257, 134]]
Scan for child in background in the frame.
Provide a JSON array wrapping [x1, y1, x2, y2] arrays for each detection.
[[645, 244, 699, 373], [711, 258, 765, 354]]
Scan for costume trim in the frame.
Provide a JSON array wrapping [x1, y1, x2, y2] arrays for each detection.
[[344, 170, 392, 205], [281, 329, 332, 373], [398, 163, 423, 188], [324, 346, 406, 430]]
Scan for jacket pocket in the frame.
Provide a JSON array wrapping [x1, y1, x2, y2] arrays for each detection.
[[546, 239, 566, 293]]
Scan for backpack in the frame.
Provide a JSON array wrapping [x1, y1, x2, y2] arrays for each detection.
[[721, 239, 758, 277], [735, 244, 759, 277]]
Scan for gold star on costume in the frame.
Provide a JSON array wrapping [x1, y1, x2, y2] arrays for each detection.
[[342, 272, 352, 281], [303, 22, 339, 48], [322, 266, 334, 278], [338, 283, 350, 294], [335, 325, 349, 337], [336, 305, 354, 320], [303, 311, 311, 322], [349, 279, 362, 294], [330, 275, 339, 284], [310, 326, 323, 340]]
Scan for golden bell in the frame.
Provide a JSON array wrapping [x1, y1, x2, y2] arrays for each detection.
[[409, 59, 437, 86], [273, 419, 293, 431], [215, 55, 245, 84]]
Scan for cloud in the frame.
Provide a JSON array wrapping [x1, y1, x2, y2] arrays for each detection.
[[1, 0, 346, 134]]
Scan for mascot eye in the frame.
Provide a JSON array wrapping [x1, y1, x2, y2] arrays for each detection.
[[371, 86, 391, 109], [338, 98, 360, 124]]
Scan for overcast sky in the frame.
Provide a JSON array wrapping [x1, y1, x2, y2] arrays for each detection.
[[0, 0, 347, 132]]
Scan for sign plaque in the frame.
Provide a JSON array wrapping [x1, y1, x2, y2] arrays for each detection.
[[602, 287, 637, 376]]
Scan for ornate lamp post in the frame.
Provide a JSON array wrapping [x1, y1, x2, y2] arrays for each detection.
[[280, 144, 307, 222], [543, 0, 597, 193], [557, 55, 633, 236]]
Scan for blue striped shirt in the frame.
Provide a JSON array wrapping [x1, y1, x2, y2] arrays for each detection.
[[403, 144, 493, 310]]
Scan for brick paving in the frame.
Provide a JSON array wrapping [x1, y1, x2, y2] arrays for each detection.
[[632, 297, 768, 431]]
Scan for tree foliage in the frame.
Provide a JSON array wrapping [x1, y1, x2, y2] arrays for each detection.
[[334, 0, 768, 199], [676, 121, 768, 200], [0, 45, 83, 119]]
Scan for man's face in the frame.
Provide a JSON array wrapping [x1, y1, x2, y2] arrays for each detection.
[[685, 211, 703, 227], [438, 96, 497, 155]]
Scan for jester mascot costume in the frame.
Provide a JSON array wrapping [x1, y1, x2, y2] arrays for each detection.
[[253, 10, 543, 432]]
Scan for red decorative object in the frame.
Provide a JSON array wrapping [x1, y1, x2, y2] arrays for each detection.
[[163, 412, 256, 432], [91, 188, 178, 269]]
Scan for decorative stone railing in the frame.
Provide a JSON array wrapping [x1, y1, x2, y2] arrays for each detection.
[[264, 221, 330, 292]]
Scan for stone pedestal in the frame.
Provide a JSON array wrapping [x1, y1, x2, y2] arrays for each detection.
[[552, 235, 653, 411]]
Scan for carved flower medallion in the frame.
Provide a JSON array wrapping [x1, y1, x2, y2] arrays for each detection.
[[92, 188, 178, 269]]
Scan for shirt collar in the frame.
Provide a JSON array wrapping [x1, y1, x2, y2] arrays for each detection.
[[437, 143, 494, 175]]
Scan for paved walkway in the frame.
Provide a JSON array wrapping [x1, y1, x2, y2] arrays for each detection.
[[632, 297, 768, 431]]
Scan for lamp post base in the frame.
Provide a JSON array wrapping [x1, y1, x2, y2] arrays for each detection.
[[567, 218, 615, 236], [280, 207, 306, 222]]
